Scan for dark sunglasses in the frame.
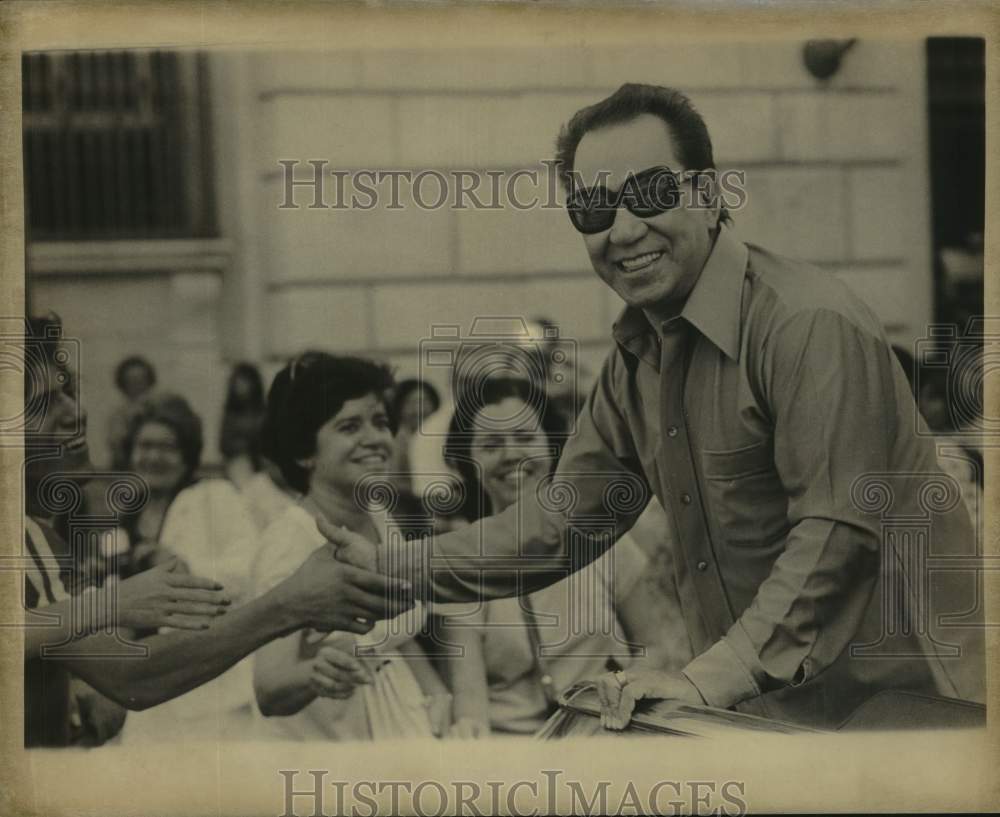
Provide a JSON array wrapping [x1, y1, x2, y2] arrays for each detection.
[[566, 165, 699, 235]]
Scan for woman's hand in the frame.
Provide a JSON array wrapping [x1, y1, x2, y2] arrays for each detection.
[[448, 716, 490, 740], [308, 643, 374, 699], [595, 668, 705, 730], [114, 558, 230, 631]]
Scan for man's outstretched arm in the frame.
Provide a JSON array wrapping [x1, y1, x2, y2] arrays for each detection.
[[47, 545, 413, 710], [326, 351, 651, 604]]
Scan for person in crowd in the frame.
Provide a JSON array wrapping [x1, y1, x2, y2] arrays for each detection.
[[386, 377, 441, 499], [252, 352, 451, 741], [325, 83, 984, 732], [21, 315, 415, 747], [390, 378, 442, 438], [112, 394, 203, 579], [219, 362, 267, 488], [237, 362, 304, 529], [530, 315, 589, 425], [435, 377, 687, 736], [118, 364, 299, 743], [408, 318, 553, 528], [105, 355, 157, 470]]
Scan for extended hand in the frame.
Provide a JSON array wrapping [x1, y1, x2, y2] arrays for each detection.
[[114, 558, 230, 631], [285, 543, 414, 634], [315, 517, 378, 571], [309, 642, 374, 700], [595, 668, 704, 730]]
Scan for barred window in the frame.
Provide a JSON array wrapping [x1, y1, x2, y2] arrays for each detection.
[[22, 50, 217, 241]]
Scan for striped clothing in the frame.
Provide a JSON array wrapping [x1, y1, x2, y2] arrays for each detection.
[[24, 516, 73, 747]]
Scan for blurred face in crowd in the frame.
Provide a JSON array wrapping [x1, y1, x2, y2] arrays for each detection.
[[302, 393, 394, 500], [572, 114, 718, 322], [121, 363, 155, 401], [24, 359, 91, 491], [469, 397, 553, 513], [130, 421, 187, 494], [398, 386, 438, 435], [231, 373, 255, 403]]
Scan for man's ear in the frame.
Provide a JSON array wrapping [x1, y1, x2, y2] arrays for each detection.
[[694, 169, 721, 225]]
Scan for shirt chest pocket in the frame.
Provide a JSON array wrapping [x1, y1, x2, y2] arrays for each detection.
[[701, 440, 789, 547]]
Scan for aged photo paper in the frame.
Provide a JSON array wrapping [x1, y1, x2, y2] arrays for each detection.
[[1, 1, 997, 815]]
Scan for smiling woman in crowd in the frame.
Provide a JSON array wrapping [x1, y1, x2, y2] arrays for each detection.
[[251, 352, 451, 741], [433, 377, 681, 737], [115, 394, 203, 579]]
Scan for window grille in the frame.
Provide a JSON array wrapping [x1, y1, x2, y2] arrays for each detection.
[[22, 50, 216, 241]]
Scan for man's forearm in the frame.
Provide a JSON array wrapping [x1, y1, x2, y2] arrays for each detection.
[[63, 583, 304, 710], [681, 520, 879, 709], [24, 590, 106, 660], [380, 500, 622, 604]]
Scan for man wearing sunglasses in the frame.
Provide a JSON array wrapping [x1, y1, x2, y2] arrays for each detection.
[[327, 83, 983, 731]]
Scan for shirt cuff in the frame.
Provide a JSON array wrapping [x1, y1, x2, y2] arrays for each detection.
[[681, 626, 764, 709]]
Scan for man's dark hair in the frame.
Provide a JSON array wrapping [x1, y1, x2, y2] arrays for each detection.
[[269, 352, 396, 494], [443, 377, 567, 522], [554, 82, 731, 224], [114, 355, 157, 393]]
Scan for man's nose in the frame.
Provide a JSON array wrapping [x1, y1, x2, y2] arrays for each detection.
[[608, 206, 648, 245]]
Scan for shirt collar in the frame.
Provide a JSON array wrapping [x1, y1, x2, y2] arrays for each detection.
[[612, 223, 748, 364]]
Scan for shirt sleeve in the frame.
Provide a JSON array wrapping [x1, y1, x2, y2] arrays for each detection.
[[682, 308, 893, 707], [382, 350, 652, 604]]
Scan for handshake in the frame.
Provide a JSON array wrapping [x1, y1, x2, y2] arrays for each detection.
[[276, 518, 416, 636]]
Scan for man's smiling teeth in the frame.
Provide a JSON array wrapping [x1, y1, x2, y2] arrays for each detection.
[[618, 251, 663, 272]]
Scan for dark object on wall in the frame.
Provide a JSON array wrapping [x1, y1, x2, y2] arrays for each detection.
[[802, 39, 857, 80]]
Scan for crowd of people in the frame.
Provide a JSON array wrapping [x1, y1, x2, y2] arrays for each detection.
[[25, 308, 688, 747], [22, 81, 985, 749]]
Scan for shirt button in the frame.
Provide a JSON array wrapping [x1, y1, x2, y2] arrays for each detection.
[[697, 560, 709, 571], [680, 492, 692, 505], [667, 426, 678, 437]]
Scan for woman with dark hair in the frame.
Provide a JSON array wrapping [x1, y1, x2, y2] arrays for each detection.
[[251, 352, 450, 741], [429, 377, 685, 737], [219, 362, 267, 488], [114, 393, 203, 578]]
